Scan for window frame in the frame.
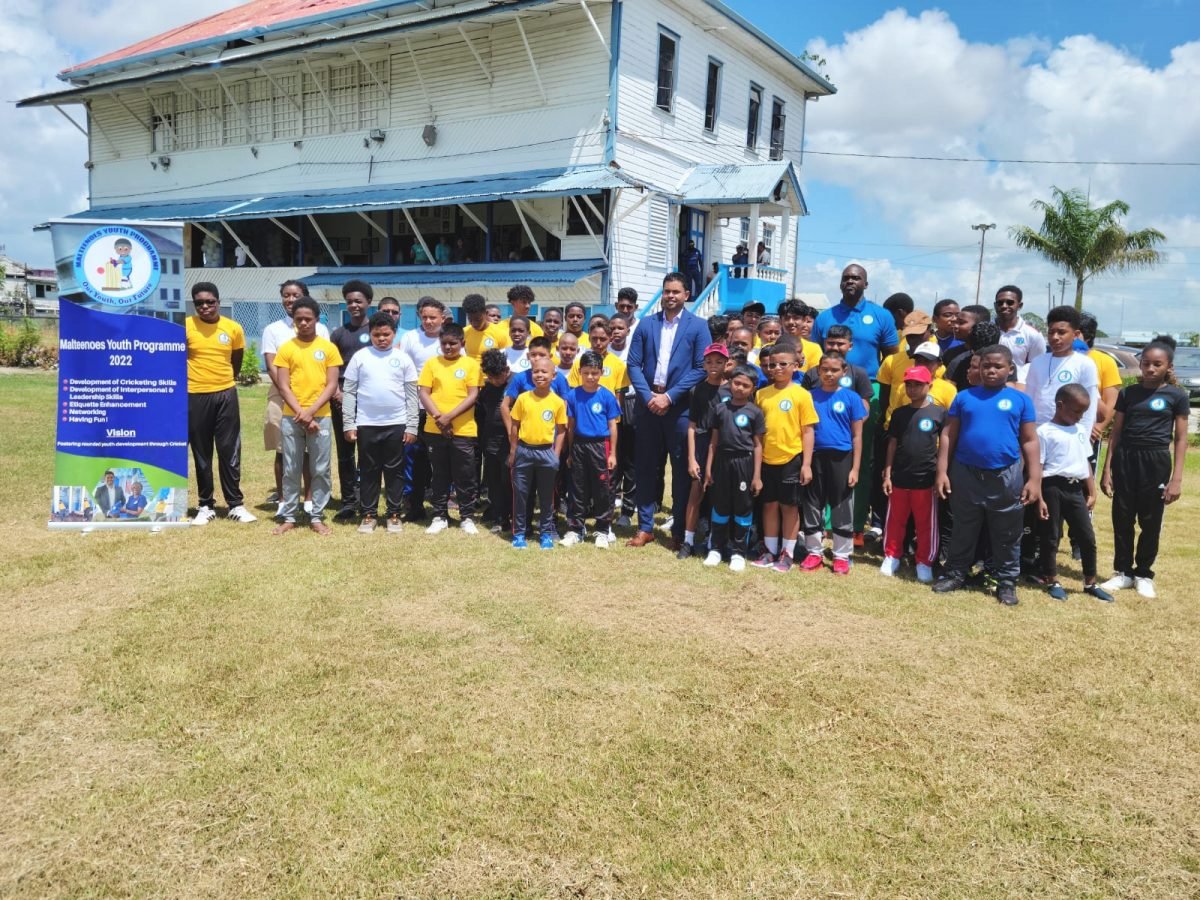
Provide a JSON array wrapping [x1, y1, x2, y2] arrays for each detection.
[[769, 96, 786, 160], [655, 26, 680, 114], [703, 57, 723, 133], [746, 82, 763, 151]]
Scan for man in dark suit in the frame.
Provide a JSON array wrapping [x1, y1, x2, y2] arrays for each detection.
[[626, 272, 710, 549], [94, 470, 125, 516]]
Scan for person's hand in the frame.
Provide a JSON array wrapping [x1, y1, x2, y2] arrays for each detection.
[[882, 475, 893, 496], [935, 472, 952, 500], [1086, 490, 1097, 512], [703, 471, 713, 489], [333, 388, 343, 404], [1020, 480, 1041, 507], [751, 477, 762, 496], [847, 468, 859, 489], [607, 453, 617, 471], [1038, 499, 1049, 520], [345, 429, 357, 443], [1165, 480, 1183, 505], [403, 432, 416, 446], [688, 458, 701, 480], [434, 412, 454, 430], [800, 464, 813, 486], [507, 450, 516, 468], [1091, 423, 1104, 443], [1100, 471, 1114, 498], [306, 420, 319, 434], [295, 410, 314, 428], [647, 393, 671, 415]]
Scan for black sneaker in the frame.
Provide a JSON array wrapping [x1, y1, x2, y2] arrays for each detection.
[[932, 574, 967, 594], [997, 584, 1019, 606], [1084, 584, 1114, 603], [676, 542, 693, 561], [333, 506, 358, 522]]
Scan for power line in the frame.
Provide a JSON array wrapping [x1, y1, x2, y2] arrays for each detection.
[[801, 149, 1200, 167]]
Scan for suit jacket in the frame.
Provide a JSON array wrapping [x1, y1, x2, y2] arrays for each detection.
[[96, 483, 125, 515], [627, 307, 709, 409]]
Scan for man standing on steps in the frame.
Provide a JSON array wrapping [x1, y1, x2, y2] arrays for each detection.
[[682, 240, 704, 299], [626, 272, 710, 551]]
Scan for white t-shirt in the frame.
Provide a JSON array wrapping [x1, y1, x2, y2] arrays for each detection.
[[342, 346, 418, 428], [261, 316, 329, 356], [999, 316, 1047, 367], [609, 342, 630, 363], [398, 328, 442, 371], [505, 346, 531, 374], [1038, 421, 1092, 479], [1024, 351, 1099, 436]]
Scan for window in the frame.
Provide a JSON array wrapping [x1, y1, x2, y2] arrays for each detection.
[[647, 198, 669, 268], [762, 224, 775, 253], [769, 97, 786, 160], [746, 84, 763, 150], [150, 94, 175, 152], [655, 29, 678, 112], [739, 217, 750, 245], [704, 59, 722, 132]]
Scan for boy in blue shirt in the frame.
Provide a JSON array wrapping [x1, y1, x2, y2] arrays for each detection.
[[934, 345, 1042, 606], [563, 350, 622, 548]]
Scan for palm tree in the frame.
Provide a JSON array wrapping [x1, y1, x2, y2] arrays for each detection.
[[1009, 187, 1166, 310]]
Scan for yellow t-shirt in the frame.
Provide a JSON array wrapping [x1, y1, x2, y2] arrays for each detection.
[[564, 330, 592, 350], [756, 383, 820, 465], [274, 336, 343, 417], [878, 348, 946, 388], [511, 389, 567, 445], [885, 376, 958, 426], [464, 323, 511, 359], [567, 351, 631, 393], [799, 338, 823, 373], [1089, 348, 1122, 392], [418, 354, 482, 436], [501, 317, 544, 340], [186, 316, 245, 393]]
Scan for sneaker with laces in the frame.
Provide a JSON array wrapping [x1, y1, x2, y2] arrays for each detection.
[[357, 517, 377, 534], [772, 552, 794, 574], [594, 533, 610, 549], [933, 573, 967, 593], [751, 551, 775, 568], [729, 554, 746, 572], [832, 558, 851, 576], [703, 549, 722, 567], [192, 506, 217, 526], [852, 532, 865, 549], [676, 542, 693, 561], [615, 514, 631, 529], [426, 517, 449, 534], [799, 552, 824, 572], [386, 516, 403, 534], [1134, 577, 1157, 599], [915, 564, 934, 584], [460, 518, 479, 535], [539, 533, 556, 550], [512, 535, 528, 549], [879, 556, 900, 577], [996, 584, 1019, 606], [1084, 584, 1114, 603], [1100, 573, 1134, 592], [227, 505, 257, 523], [561, 531, 582, 547]]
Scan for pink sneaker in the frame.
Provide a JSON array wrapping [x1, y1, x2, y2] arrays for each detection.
[[772, 552, 793, 574], [751, 551, 776, 568], [832, 558, 851, 576], [799, 553, 824, 572]]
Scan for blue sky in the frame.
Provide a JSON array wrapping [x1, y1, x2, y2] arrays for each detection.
[[3, 0, 1198, 337]]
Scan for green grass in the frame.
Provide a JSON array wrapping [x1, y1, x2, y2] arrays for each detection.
[[2, 371, 1199, 897]]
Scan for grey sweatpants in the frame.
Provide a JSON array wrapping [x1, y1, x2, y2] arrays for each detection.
[[280, 415, 332, 522], [945, 458, 1025, 585]]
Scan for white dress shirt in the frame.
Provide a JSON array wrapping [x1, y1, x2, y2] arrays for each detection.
[[652, 312, 681, 387]]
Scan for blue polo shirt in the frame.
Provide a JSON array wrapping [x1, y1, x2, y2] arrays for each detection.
[[810, 386, 868, 452], [504, 369, 569, 401], [948, 385, 1035, 469], [811, 299, 899, 379], [567, 385, 621, 438]]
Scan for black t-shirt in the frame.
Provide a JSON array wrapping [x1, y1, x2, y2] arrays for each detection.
[[888, 403, 946, 489], [475, 382, 509, 451], [711, 400, 765, 455], [801, 364, 872, 402], [1115, 383, 1188, 449], [330, 320, 372, 384], [688, 379, 725, 431]]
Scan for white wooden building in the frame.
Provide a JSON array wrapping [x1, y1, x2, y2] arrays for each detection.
[[21, 0, 834, 328]]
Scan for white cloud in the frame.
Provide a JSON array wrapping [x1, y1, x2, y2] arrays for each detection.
[[797, 10, 1200, 335]]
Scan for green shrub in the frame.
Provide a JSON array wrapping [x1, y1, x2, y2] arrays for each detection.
[[0, 319, 54, 368], [238, 340, 264, 386]]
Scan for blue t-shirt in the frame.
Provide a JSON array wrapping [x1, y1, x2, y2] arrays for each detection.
[[948, 385, 1035, 469], [811, 299, 899, 378], [504, 369, 569, 401], [568, 385, 621, 439], [810, 386, 868, 452]]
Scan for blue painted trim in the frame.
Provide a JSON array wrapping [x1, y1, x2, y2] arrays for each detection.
[[604, 0, 622, 164], [699, 0, 836, 93]]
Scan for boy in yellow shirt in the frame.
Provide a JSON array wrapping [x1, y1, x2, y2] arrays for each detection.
[[508, 357, 568, 549], [418, 322, 482, 535], [271, 297, 343, 534], [751, 341, 819, 572], [567, 317, 630, 394], [463, 293, 510, 359]]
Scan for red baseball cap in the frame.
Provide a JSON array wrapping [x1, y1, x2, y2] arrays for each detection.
[[704, 343, 730, 358], [902, 366, 932, 384]]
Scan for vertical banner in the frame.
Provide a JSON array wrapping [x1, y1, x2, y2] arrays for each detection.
[[47, 220, 190, 530]]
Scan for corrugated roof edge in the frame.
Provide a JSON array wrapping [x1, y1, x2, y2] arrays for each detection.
[[700, 0, 836, 94]]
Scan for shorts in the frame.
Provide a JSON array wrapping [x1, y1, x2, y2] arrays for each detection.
[[761, 453, 803, 506], [264, 384, 284, 451]]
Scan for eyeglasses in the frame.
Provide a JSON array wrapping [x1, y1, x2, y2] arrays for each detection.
[[382, 309, 400, 315], [193, 300, 218, 307], [764, 361, 792, 369]]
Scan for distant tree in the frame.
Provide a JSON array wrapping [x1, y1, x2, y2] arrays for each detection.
[[1009, 187, 1166, 311], [1022, 311, 1047, 334]]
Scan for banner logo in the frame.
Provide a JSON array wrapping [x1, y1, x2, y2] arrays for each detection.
[[72, 225, 161, 307]]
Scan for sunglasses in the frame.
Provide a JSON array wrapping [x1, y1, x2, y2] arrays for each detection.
[[193, 300, 218, 307]]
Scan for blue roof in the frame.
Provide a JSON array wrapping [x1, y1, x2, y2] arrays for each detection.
[[676, 161, 808, 213], [301, 260, 607, 288], [72, 167, 634, 222]]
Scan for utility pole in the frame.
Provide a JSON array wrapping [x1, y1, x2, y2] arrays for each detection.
[[1047, 282, 1052, 315], [1057, 278, 1069, 305], [971, 223, 996, 304]]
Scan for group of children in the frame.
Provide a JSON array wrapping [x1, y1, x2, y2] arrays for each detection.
[[184, 274, 1189, 607]]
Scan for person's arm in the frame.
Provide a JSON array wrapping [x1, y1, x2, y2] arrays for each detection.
[[935, 417, 959, 500], [1084, 471, 1098, 513], [799, 425, 814, 485], [507, 417, 520, 467], [264, 352, 283, 391], [403, 380, 419, 444], [565, 415, 576, 465], [704, 427, 718, 488], [848, 417, 863, 488], [500, 393, 515, 438], [1100, 410, 1123, 498], [419, 385, 439, 420], [1166, 413, 1188, 504], [437, 385, 479, 431], [303, 366, 340, 429], [553, 422, 566, 458], [342, 363, 359, 442], [876, 358, 892, 414], [882, 435, 898, 496], [751, 434, 764, 496], [607, 417, 619, 471], [1018, 420, 1042, 506], [275, 363, 307, 426], [687, 420, 700, 479], [231, 348, 244, 381], [626, 326, 653, 405], [1093, 385, 1119, 442]]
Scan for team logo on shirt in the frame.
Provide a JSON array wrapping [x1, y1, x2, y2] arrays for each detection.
[[389, 357, 402, 368], [862, 315, 874, 325], [1015, 337, 1026, 345], [591, 401, 603, 414], [779, 399, 794, 412], [1057, 370, 1073, 383], [484, 337, 495, 348], [919, 418, 934, 432], [1150, 397, 1167, 411], [359, 333, 369, 343], [218, 332, 231, 345], [518, 358, 531, 370], [541, 410, 554, 421], [314, 350, 326, 361], [833, 400, 846, 414], [603, 366, 612, 376], [997, 398, 1013, 411], [839, 375, 852, 388], [454, 368, 466, 379], [1077, 431, 1088, 444], [735, 413, 750, 427], [739, 481, 748, 491]]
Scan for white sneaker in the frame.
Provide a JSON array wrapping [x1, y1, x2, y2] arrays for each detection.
[[606, 529, 617, 543], [386, 517, 403, 534], [729, 554, 746, 572], [879, 556, 900, 577], [426, 517, 449, 534], [661, 515, 674, 533], [460, 518, 479, 535], [561, 531, 581, 547], [357, 517, 377, 534], [303, 500, 314, 515], [1101, 574, 1134, 592], [227, 505, 257, 523], [915, 564, 934, 584], [594, 533, 610, 549], [192, 506, 217, 526], [1135, 577, 1157, 599], [703, 549, 722, 567]]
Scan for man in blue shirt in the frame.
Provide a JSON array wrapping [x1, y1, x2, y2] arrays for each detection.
[[812, 265, 900, 380]]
